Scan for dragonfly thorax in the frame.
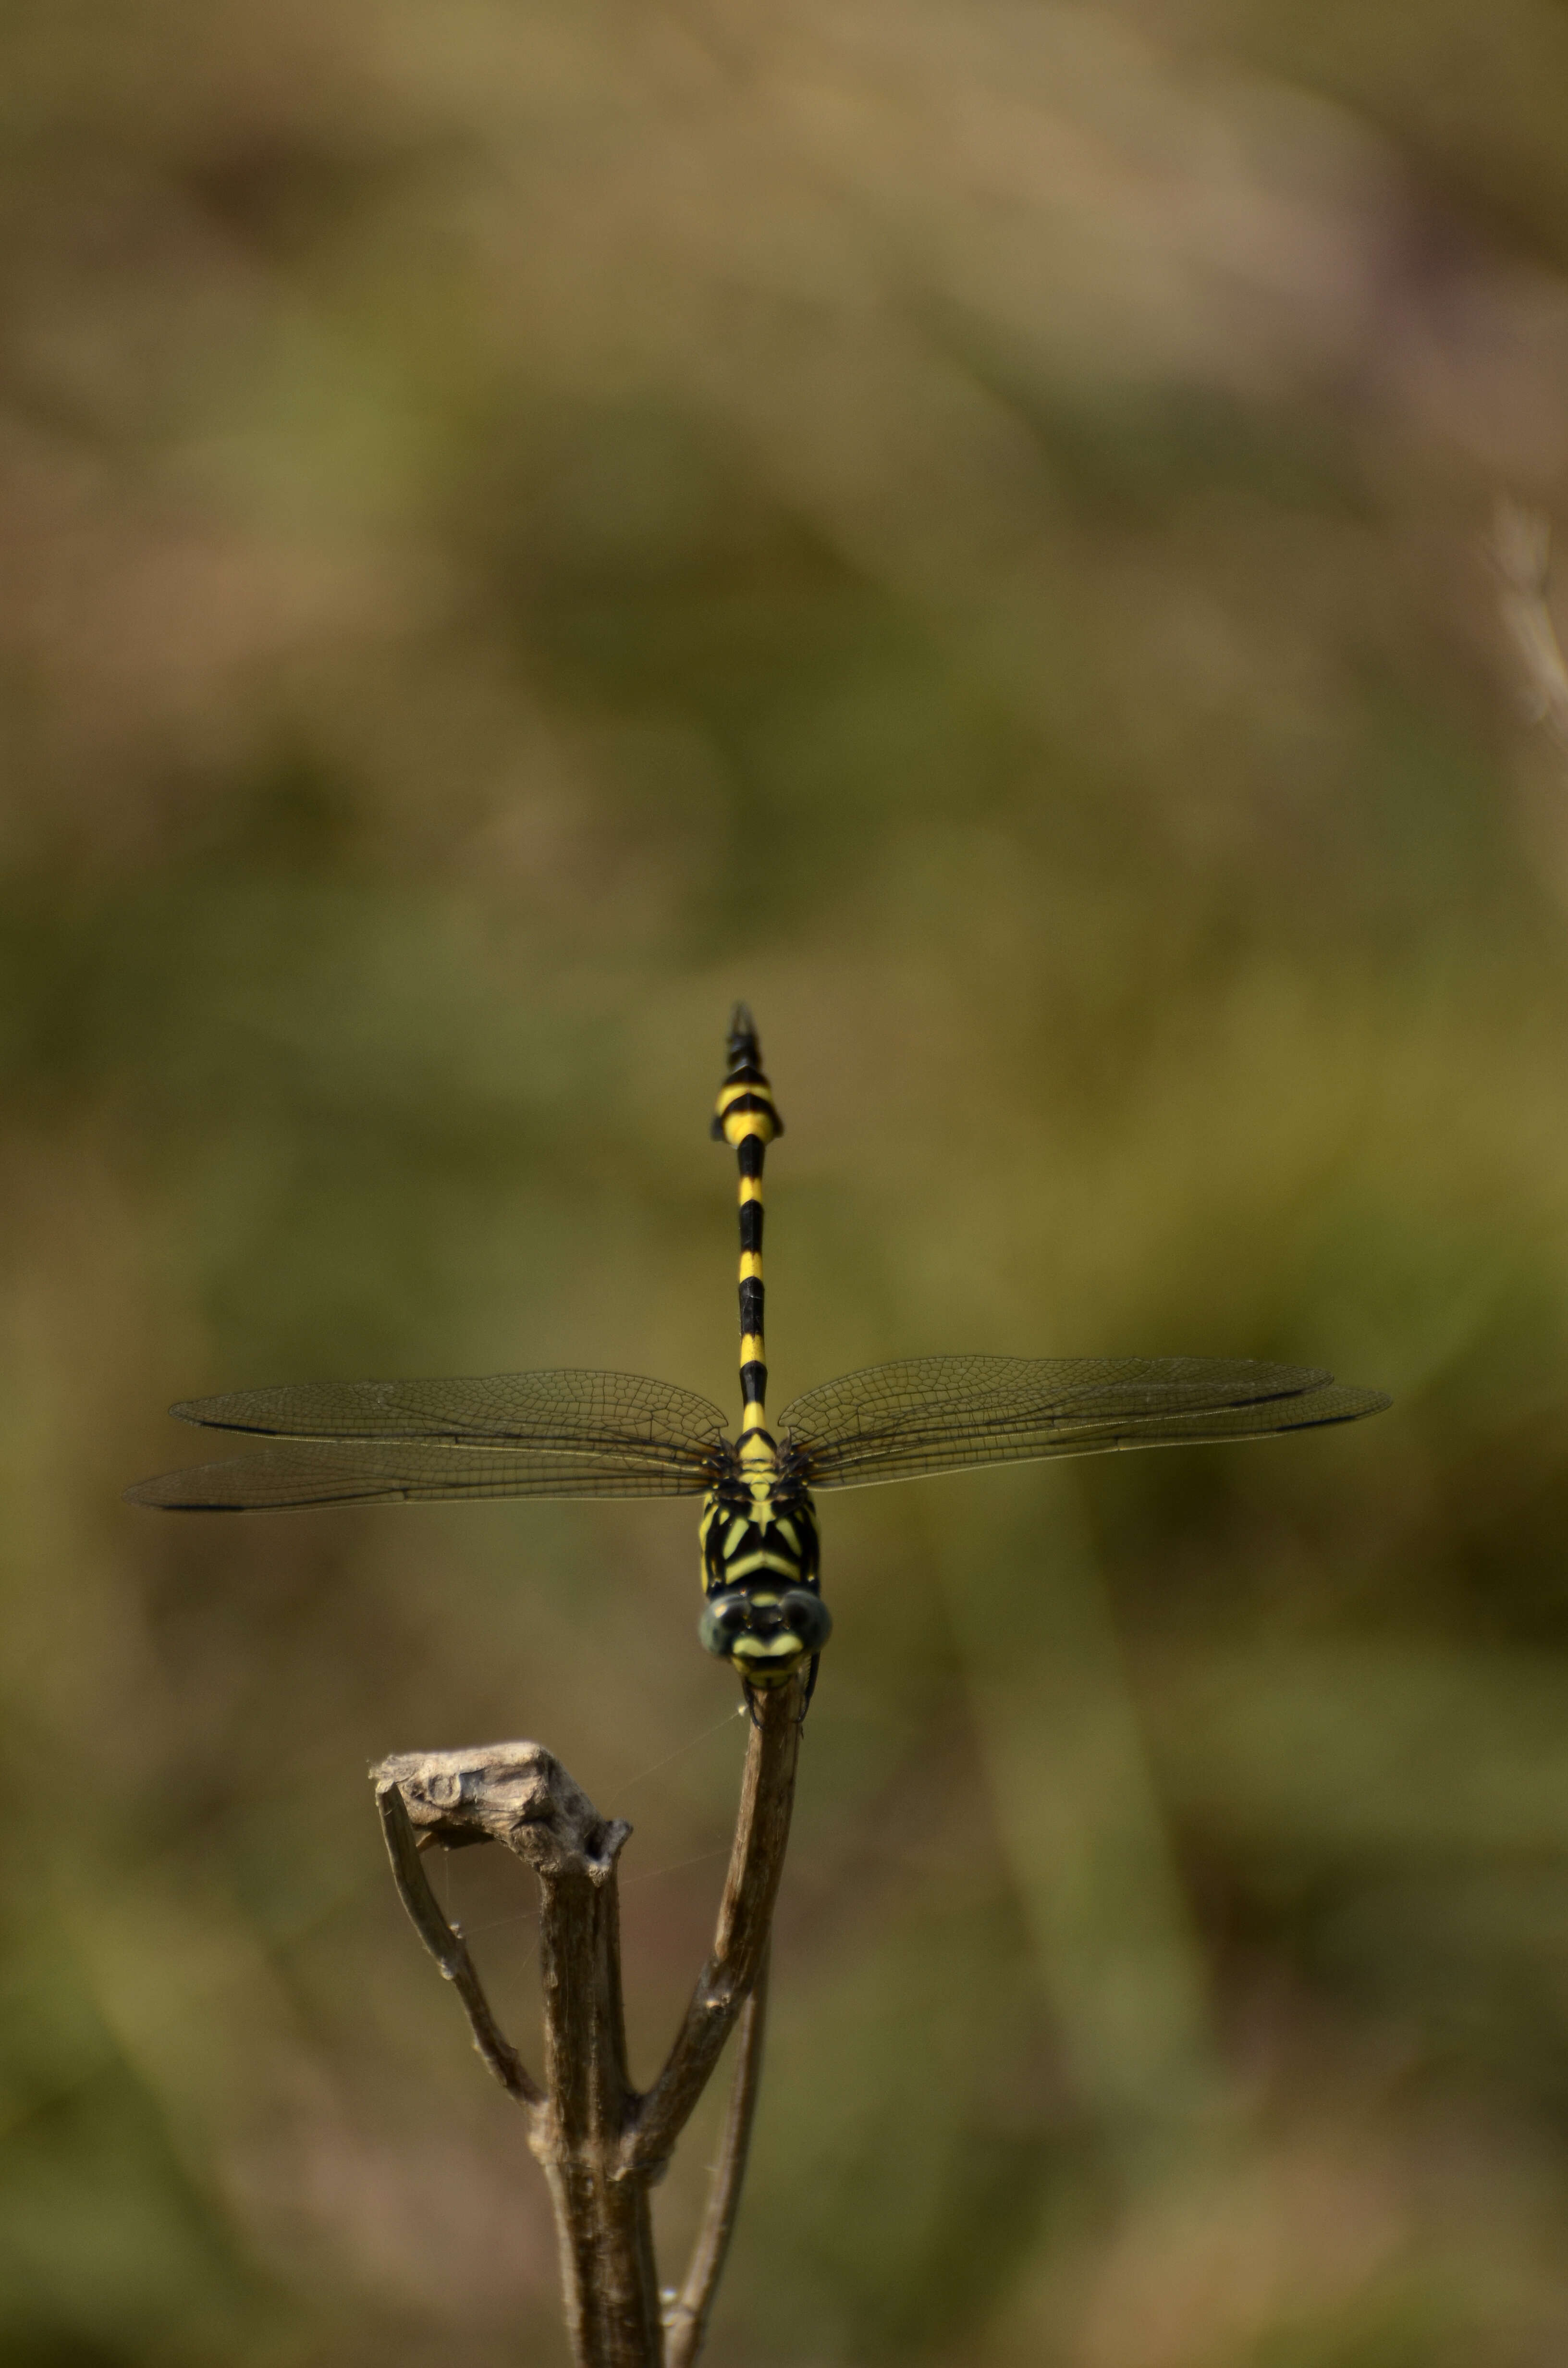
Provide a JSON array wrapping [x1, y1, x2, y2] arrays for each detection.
[[699, 1460, 819, 1592], [697, 1455, 828, 1689]]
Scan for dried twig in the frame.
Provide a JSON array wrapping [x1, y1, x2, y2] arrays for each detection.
[[375, 1774, 543, 2107], [372, 1677, 803, 2368], [663, 1941, 771, 2368], [626, 1682, 799, 2175], [1493, 495, 1568, 752]]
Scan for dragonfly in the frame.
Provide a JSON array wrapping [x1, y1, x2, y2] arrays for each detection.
[[128, 1009, 1390, 1704]]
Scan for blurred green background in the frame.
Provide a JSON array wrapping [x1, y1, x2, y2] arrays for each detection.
[[6, 1, 1568, 2362]]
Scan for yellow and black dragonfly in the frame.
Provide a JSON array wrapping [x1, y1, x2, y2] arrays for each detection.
[[128, 1010, 1389, 1702]]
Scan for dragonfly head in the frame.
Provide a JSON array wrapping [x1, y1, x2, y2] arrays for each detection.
[[699, 1584, 832, 1685]]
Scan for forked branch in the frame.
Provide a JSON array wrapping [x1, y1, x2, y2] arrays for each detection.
[[372, 1676, 803, 2368]]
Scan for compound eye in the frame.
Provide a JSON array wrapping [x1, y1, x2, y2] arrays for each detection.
[[778, 1589, 832, 1653], [699, 1592, 752, 1659]]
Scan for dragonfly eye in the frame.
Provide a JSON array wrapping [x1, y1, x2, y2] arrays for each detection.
[[699, 1591, 753, 1658], [778, 1589, 832, 1653]]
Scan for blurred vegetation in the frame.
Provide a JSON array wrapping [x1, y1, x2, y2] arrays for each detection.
[[4, 1, 1568, 2363]]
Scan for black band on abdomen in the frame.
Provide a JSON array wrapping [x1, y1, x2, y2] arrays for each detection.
[[738, 1135, 764, 1180], [738, 1277, 764, 1334], [740, 1361, 767, 1404], [738, 1200, 763, 1253], [721, 1091, 776, 1124]]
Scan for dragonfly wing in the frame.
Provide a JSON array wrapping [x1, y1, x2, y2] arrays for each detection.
[[125, 1437, 714, 1512], [171, 1368, 727, 1461], [129, 1368, 730, 1511], [778, 1355, 1389, 1489]]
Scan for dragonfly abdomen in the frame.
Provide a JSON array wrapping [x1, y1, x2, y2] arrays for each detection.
[[712, 1006, 782, 1448]]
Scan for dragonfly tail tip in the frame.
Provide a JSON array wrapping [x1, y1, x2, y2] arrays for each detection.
[[726, 1002, 758, 1063]]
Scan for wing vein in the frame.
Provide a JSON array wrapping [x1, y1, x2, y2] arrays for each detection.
[[778, 1356, 1388, 1488]]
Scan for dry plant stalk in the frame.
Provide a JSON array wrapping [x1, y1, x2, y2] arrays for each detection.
[[373, 1673, 802, 2368], [1493, 495, 1568, 753]]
